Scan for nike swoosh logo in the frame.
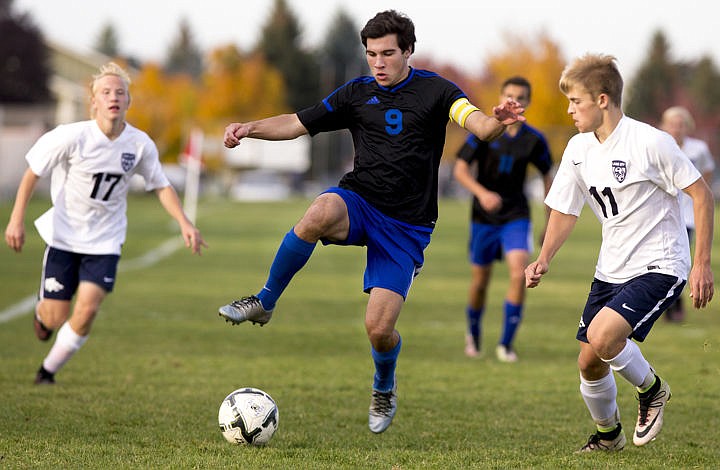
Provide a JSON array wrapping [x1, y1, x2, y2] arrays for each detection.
[[622, 303, 636, 312], [635, 413, 660, 438], [103, 277, 114, 283], [572, 161, 582, 165]]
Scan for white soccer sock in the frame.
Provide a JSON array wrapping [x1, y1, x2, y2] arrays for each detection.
[[42, 322, 88, 374], [580, 372, 620, 429], [603, 338, 653, 388]]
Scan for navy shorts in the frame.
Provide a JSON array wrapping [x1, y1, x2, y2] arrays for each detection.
[[576, 273, 685, 343], [469, 219, 531, 266], [320, 187, 432, 299], [40, 246, 120, 300]]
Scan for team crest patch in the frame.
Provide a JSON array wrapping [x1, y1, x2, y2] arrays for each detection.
[[612, 160, 627, 183], [121, 153, 136, 172]]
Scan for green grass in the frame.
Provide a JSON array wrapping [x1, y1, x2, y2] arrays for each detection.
[[1, 195, 719, 469]]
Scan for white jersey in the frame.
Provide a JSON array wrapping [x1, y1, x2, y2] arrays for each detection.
[[27, 120, 170, 255], [546, 116, 701, 283], [678, 136, 715, 229]]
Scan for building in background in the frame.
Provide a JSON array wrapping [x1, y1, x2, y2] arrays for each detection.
[[0, 42, 119, 200]]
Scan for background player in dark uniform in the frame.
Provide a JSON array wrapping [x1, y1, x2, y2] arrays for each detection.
[[454, 77, 553, 362], [217, 10, 525, 434]]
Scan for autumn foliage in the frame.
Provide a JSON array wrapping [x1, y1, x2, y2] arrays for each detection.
[[127, 46, 288, 169]]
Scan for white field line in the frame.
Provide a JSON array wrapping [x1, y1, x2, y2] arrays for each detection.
[[0, 237, 184, 324]]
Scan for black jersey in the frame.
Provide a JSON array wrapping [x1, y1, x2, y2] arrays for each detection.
[[297, 68, 466, 227], [456, 123, 552, 225]]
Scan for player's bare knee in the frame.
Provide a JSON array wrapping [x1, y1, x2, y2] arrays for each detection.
[[39, 300, 71, 329], [297, 195, 347, 240], [366, 326, 394, 350], [578, 353, 607, 378], [586, 333, 622, 362]]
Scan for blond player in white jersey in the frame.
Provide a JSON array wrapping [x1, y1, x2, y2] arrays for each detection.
[[4, 62, 207, 385], [525, 54, 714, 453], [659, 106, 716, 321]]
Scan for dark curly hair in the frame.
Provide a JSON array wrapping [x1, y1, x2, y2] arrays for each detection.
[[360, 10, 416, 54]]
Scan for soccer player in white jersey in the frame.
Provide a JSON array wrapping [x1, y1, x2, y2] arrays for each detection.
[[4, 62, 206, 385], [525, 54, 714, 452], [659, 106, 716, 322]]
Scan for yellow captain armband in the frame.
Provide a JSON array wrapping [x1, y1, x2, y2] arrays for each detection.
[[449, 98, 479, 128]]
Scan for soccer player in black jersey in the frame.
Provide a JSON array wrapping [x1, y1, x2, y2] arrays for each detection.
[[217, 10, 525, 434], [454, 77, 553, 362]]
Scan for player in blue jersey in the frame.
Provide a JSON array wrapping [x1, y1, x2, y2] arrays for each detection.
[[454, 76, 553, 362], [217, 10, 525, 434], [526, 54, 714, 452]]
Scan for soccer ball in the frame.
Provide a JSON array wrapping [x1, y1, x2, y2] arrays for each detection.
[[218, 387, 279, 446]]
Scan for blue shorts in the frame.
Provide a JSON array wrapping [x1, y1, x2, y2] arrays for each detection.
[[469, 219, 531, 266], [576, 273, 685, 343], [320, 187, 432, 299], [40, 246, 120, 300]]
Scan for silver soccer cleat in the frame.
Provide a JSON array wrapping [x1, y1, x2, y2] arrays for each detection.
[[218, 295, 273, 326]]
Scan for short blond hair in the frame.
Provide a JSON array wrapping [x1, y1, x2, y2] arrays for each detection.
[[661, 106, 695, 132], [559, 54, 623, 107], [91, 62, 131, 94]]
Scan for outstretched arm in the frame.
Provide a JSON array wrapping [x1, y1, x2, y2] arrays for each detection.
[[683, 177, 714, 308], [525, 209, 577, 288], [5, 168, 39, 253], [155, 185, 207, 255], [224, 113, 309, 148], [462, 98, 526, 142]]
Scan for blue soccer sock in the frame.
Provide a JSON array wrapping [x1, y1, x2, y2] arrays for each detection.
[[372, 336, 402, 392], [466, 307, 484, 345], [499, 300, 522, 347], [256, 229, 316, 311]]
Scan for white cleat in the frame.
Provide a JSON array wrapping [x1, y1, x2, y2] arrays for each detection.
[[495, 344, 518, 363], [368, 381, 397, 434], [633, 376, 671, 446]]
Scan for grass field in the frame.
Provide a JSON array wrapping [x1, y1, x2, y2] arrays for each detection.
[[1, 195, 719, 469]]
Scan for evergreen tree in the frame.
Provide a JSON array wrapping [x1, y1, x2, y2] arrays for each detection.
[[0, 0, 51, 103], [164, 18, 204, 80], [95, 22, 119, 58], [256, 0, 320, 110], [321, 9, 365, 92], [624, 30, 677, 122], [314, 9, 365, 180], [688, 56, 720, 114]]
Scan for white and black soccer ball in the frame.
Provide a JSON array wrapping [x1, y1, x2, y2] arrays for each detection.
[[218, 387, 279, 446]]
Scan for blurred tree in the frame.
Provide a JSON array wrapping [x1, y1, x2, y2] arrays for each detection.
[[687, 56, 720, 115], [625, 30, 719, 176], [0, 0, 51, 103], [312, 8, 366, 183], [198, 45, 289, 170], [682, 56, 720, 164], [624, 30, 677, 122], [164, 17, 204, 80], [256, 0, 320, 110], [127, 46, 290, 169], [321, 9, 365, 92], [95, 22, 119, 58], [473, 31, 572, 161], [200, 45, 288, 125], [127, 63, 197, 162]]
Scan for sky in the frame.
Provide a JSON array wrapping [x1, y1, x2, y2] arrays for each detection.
[[13, 0, 720, 80]]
